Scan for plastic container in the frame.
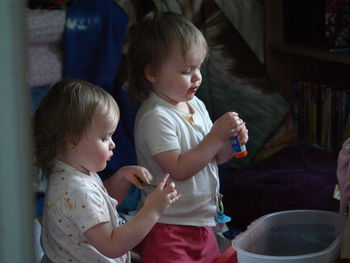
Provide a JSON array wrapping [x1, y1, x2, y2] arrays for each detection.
[[232, 210, 346, 263], [231, 136, 247, 158]]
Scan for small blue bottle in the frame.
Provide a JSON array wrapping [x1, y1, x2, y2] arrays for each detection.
[[231, 136, 247, 158]]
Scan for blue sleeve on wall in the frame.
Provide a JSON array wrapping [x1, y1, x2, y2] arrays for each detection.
[[63, 0, 128, 94]]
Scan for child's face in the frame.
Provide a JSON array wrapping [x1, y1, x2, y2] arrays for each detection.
[[147, 43, 205, 106], [67, 107, 119, 175]]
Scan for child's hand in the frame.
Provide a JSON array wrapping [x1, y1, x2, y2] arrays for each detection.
[[117, 165, 153, 189], [237, 122, 249, 145], [143, 174, 180, 215], [210, 112, 246, 142]]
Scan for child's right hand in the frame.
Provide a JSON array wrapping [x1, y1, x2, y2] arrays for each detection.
[[210, 112, 246, 142], [143, 174, 180, 215]]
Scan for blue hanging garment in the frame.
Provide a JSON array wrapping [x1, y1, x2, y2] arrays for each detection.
[[63, 0, 128, 93]]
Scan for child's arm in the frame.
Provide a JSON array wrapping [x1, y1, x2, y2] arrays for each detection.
[[103, 166, 152, 203], [154, 112, 247, 181], [84, 174, 178, 258]]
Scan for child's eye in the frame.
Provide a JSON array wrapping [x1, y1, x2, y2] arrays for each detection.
[[182, 69, 191, 74], [102, 137, 111, 142]]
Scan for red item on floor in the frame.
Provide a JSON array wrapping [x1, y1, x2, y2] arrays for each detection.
[[214, 244, 237, 263]]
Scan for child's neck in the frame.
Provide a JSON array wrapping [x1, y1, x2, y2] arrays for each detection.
[[58, 155, 90, 176], [176, 101, 193, 115]]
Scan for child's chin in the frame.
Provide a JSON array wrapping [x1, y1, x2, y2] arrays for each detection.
[[95, 164, 107, 173], [186, 95, 195, 101]]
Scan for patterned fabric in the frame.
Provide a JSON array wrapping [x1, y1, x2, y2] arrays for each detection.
[[27, 8, 66, 44], [27, 8, 65, 87], [27, 44, 63, 87], [116, 0, 289, 169], [41, 161, 130, 263]]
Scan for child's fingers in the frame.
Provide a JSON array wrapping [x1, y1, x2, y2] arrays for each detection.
[[169, 192, 181, 204], [164, 182, 175, 193], [228, 112, 238, 118], [158, 173, 170, 190], [142, 168, 153, 183], [174, 193, 182, 202], [131, 177, 145, 189]]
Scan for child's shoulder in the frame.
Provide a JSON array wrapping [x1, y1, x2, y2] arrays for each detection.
[[48, 172, 103, 202], [50, 162, 100, 188], [136, 103, 175, 126], [137, 95, 174, 116]]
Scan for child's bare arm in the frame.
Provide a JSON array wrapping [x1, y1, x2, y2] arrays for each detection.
[[154, 112, 246, 181], [85, 174, 178, 258]]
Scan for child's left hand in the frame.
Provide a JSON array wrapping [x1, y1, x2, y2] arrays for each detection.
[[117, 165, 153, 189], [237, 123, 249, 145]]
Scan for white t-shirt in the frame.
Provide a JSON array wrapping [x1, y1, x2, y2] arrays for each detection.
[[41, 161, 130, 263], [134, 92, 220, 227]]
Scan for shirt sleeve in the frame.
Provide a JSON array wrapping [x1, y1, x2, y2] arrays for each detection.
[[63, 185, 111, 232], [141, 110, 181, 156]]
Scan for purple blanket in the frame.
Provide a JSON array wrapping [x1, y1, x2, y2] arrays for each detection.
[[221, 144, 339, 230]]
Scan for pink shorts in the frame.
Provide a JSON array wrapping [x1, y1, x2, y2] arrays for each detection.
[[137, 223, 220, 263]]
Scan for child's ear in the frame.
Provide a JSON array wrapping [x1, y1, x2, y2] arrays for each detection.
[[144, 65, 158, 83], [65, 134, 77, 150]]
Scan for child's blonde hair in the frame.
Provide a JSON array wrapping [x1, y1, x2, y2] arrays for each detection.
[[34, 79, 119, 178], [128, 11, 208, 104]]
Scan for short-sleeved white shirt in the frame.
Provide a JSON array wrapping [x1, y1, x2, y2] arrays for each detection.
[[134, 92, 220, 227], [41, 161, 130, 263]]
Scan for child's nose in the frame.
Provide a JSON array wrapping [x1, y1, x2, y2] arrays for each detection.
[[192, 69, 201, 83], [109, 139, 115, 150]]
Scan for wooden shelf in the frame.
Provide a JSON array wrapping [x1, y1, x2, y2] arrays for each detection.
[[265, 0, 350, 151], [265, 0, 350, 104], [269, 43, 350, 65]]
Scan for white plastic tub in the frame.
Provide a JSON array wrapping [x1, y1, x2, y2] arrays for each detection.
[[232, 210, 346, 263]]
